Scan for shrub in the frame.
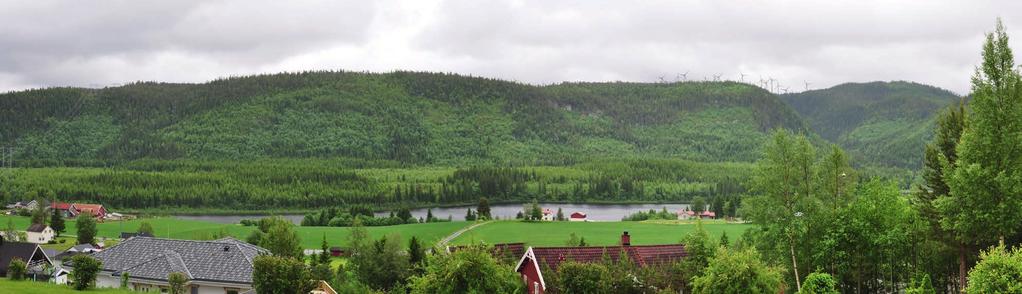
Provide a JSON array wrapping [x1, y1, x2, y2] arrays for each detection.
[[966, 244, 1022, 293], [800, 272, 838, 294], [70, 255, 103, 290], [7, 258, 26, 280]]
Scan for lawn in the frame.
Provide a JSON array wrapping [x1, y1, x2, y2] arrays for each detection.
[[0, 279, 135, 294], [450, 220, 752, 247], [0, 215, 471, 249]]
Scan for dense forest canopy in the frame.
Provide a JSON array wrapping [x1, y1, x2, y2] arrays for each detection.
[[0, 71, 807, 166], [781, 81, 961, 168], [0, 71, 954, 210]]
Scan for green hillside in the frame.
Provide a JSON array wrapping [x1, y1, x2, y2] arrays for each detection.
[[0, 71, 805, 166], [780, 81, 961, 168]]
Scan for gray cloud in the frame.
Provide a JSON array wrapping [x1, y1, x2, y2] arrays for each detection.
[[1, 0, 1019, 94]]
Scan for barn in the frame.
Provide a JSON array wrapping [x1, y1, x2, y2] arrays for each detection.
[[568, 212, 587, 221]]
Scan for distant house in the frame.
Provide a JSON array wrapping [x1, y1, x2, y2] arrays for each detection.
[[80, 237, 267, 293], [25, 224, 55, 244], [5, 200, 39, 211], [0, 237, 53, 280], [50, 202, 76, 218], [73, 203, 107, 220], [329, 247, 349, 257], [54, 244, 101, 261], [678, 209, 715, 220], [119, 232, 154, 239], [541, 209, 554, 221], [569, 212, 587, 222], [515, 232, 687, 294]]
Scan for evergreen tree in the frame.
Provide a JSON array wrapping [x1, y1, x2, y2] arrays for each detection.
[[556, 208, 565, 221], [409, 236, 425, 266], [319, 234, 331, 265], [477, 197, 491, 220], [49, 208, 65, 237]]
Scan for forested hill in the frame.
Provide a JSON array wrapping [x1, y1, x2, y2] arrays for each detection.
[[781, 81, 961, 168], [0, 71, 806, 166]]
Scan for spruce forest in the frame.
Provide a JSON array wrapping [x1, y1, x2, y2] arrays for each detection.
[[0, 72, 956, 212]]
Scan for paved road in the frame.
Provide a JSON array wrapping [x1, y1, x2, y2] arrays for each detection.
[[437, 221, 490, 247]]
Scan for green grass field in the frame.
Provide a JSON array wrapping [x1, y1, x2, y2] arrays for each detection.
[[0, 215, 470, 249], [0, 279, 135, 294], [450, 220, 752, 247]]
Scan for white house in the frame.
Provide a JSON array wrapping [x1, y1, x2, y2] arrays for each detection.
[[541, 209, 555, 221], [84, 237, 267, 294], [25, 224, 54, 244]]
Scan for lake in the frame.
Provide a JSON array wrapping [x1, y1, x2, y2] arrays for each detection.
[[174, 203, 691, 224]]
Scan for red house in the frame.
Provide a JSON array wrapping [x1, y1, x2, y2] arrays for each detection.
[[50, 202, 76, 218], [515, 232, 687, 293], [568, 212, 587, 222], [73, 203, 107, 219]]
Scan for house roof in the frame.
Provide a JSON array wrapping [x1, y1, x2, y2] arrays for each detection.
[[26, 223, 48, 233], [73, 204, 105, 217], [85, 237, 268, 284], [0, 240, 50, 274], [51, 202, 72, 210], [69, 244, 98, 252], [570, 212, 586, 218], [518, 244, 686, 273]]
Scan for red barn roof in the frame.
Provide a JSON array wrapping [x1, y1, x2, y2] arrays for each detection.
[[515, 232, 686, 292], [570, 212, 586, 218], [51, 202, 72, 210], [73, 204, 106, 218]]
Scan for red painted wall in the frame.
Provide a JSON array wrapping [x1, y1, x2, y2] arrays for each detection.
[[518, 257, 545, 294]]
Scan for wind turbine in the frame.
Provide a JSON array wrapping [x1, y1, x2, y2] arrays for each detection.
[[739, 73, 747, 83], [658, 76, 666, 83], [804, 81, 811, 91], [681, 71, 689, 81], [713, 73, 722, 82]]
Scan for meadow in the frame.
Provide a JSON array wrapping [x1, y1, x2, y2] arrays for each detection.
[[450, 220, 751, 247], [0, 215, 470, 249], [0, 280, 136, 294]]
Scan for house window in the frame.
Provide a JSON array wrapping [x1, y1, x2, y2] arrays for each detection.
[[225, 289, 240, 294]]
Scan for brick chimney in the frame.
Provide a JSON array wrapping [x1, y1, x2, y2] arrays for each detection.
[[621, 231, 631, 246]]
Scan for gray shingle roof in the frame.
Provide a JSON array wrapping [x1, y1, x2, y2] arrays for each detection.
[[26, 223, 47, 233], [88, 237, 268, 284]]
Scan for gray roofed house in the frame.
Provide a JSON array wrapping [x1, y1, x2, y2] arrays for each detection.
[[80, 237, 268, 293], [0, 238, 52, 279]]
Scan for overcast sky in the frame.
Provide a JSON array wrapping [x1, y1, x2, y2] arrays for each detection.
[[2, 1, 1020, 95]]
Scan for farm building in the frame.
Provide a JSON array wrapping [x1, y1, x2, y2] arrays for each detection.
[[74, 203, 107, 219], [515, 232, 687, 293], [568, 212, 587, 221], [678, 210, 716, 220]]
